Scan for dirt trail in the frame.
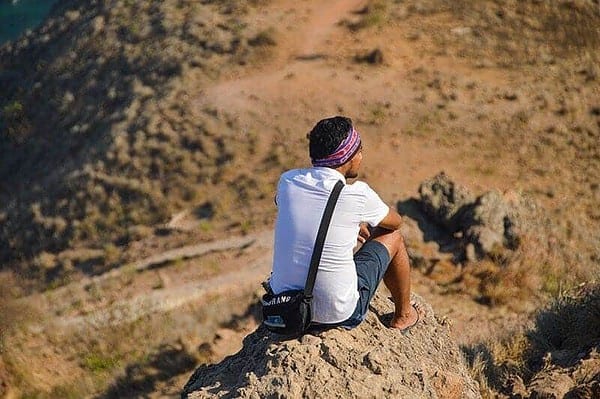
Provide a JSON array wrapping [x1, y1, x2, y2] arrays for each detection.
[[296, 0, 366, 56], [56, 253, 272, 329], [195, 0, 366, 112], [23, 230, 273, 329]]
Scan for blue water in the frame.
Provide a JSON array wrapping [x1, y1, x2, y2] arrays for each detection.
[[0, 0, 59, 44]]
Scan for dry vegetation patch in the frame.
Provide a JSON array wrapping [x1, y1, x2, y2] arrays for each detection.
[[411, 172, 596, 312], [464, 283, 600, 398], [386, 0, 600, 67]]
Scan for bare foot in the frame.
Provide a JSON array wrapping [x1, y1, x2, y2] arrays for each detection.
[[389, 303, 422, 331]]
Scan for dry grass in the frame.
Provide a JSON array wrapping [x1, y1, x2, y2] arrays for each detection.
[[0, 273, 44, 396], [527, 284, 600, 363], [0, 274, 34, 337], [464, 330, 530, 398], [464, 283, 600, 396], [437, 216, 594, 311], [344, 0, 390, 31], [466, 234, 562, 308], [1, 290, 258, 398]]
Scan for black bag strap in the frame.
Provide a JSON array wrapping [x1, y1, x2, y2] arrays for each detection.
[[304, 180, 344, 299]]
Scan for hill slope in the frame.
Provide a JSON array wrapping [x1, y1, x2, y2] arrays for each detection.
[[1, 0, 599, 287], [0, 0, 599, 397], [0, 0, 277, 278]]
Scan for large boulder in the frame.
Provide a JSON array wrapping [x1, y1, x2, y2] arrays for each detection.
[[418, 172, 475, 233], [418, 173, 527, 260], [182, 291, 481, 398]]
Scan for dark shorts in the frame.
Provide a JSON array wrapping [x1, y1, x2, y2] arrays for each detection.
[[340, 239, 391, 327], [307, 240, 391, 332]]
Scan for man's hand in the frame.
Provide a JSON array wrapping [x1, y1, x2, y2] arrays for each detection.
[[357, 223, 371, 244]]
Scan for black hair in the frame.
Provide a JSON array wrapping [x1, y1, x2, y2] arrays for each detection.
[[308, 116, 353, 161]]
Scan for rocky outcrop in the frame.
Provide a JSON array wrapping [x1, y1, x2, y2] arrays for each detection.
[[418, 172, 476, 233], [182, 292, 480, 398], [419, 172, 529, 260]]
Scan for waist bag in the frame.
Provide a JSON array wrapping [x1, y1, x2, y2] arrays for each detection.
[[262, 180, 344, 336]]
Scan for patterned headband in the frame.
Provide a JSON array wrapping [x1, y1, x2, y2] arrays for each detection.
[[312, 127, 362, 168]]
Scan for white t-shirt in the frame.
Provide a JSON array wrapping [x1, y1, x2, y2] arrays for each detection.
[[270, 167, 390, 324]]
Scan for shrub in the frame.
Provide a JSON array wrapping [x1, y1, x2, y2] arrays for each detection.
[[83, 353, 119, 373], [248, 28, 277, 47], [2, 101, 24, 120], [1, 100, 29, 141], [347, 0, 389, 31]]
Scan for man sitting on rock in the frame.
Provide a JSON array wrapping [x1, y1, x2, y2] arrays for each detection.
[[268, 116, 420, 331]]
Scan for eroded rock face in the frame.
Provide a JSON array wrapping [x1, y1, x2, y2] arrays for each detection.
[[182, 292, 481, 398], [419, 172, 528, 260], [418, 172, 475, 233]]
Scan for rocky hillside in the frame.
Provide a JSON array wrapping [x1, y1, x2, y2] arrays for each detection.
[[179, 173, 599, 398], [409, 172, 583, 308], [0, 0, 599, 397], [1, 0, 599, 289], [183, 292, 480, 399], [0, 0, 278, 281]]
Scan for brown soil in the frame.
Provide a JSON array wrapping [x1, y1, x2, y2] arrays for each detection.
[[1, 0, 599, 397]]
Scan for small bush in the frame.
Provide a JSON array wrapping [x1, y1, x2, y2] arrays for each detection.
[[347, 0, 389, 31], [102, 243, 121, 267], [1, 100, 29, 141], [82, 353, 119, 373], [2, 101, 24, 120], [248, 28, 277, 47]]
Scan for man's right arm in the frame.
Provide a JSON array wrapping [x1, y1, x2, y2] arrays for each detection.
[[358, 182, 402, 231], [377, 207, 402, 231]]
